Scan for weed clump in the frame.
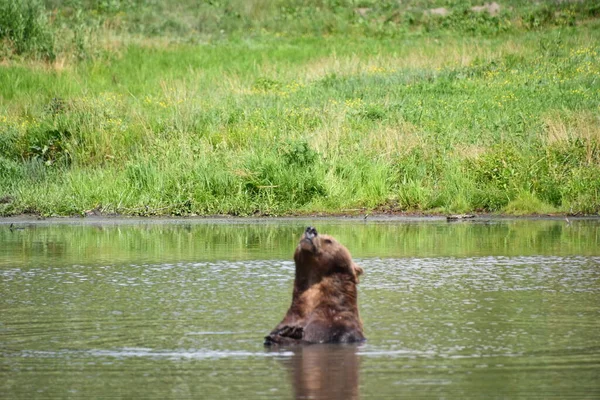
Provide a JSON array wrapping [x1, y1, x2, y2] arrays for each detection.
[[0, 0, 55, 59]]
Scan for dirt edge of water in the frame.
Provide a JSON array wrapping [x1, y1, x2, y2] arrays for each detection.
[[1, 211, 598, 226]]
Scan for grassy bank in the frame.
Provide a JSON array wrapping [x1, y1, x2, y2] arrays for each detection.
[[1, 0, 599, 216]]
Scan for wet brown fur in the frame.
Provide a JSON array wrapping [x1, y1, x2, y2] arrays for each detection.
[[265, 231, 365, 345]]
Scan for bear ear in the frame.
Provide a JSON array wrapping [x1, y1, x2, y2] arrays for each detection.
[[353, 263, 364, 283]]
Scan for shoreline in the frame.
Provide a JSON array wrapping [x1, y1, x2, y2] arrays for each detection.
[[1, 212, 598, 226]]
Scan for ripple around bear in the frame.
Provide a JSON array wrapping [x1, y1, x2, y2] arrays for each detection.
[[265, 227, 365, 345]]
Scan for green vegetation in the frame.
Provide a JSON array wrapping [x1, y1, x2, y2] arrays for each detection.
[[1, 0, 599, 216]]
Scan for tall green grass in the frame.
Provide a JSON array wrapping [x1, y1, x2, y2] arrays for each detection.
[[1, 1, 599, 216]]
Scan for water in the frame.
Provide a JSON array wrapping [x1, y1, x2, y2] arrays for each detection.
[[1, 217, 599, 399]]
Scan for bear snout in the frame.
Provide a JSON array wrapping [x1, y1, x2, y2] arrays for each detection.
[[305, 226, 318, 239]]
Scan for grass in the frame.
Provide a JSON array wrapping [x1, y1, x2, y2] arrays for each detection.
[[0, 0, 599, 216]]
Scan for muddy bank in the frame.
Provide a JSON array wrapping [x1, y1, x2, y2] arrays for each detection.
[[1, 212, 598, 226]]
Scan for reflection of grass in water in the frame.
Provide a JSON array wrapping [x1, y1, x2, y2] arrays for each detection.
[[0, 1, 599, 216], [1, 220, 599, 266]]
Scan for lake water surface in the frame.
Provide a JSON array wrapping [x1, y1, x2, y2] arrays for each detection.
[[1, 217, 599, 399]]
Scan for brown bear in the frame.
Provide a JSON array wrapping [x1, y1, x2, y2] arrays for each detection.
[[264, 227, 365, 345]]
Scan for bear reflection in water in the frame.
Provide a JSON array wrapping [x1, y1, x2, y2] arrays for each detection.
[[277, 344, 361, 400], [265, 226, 365, 345]]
